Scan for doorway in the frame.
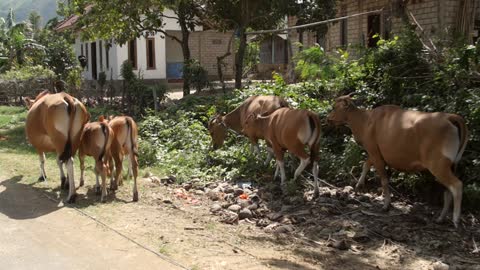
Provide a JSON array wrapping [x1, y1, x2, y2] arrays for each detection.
[[91, 42, 97, 80]]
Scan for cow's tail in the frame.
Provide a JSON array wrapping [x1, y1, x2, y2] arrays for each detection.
[[126, 117, 138, 157], [98, 120, 110, 162], [449, 115, 469, 166], [59, 96, 76, 163], [307, 112, 322, 162]]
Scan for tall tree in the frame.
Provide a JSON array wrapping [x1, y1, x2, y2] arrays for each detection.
[[28, 11, 42, 35], [72, 0, 201, 96], [6, 8, 15, 29], [203, 0, 285, 89]]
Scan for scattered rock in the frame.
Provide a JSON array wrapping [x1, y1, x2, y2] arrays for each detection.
[[143, 171, 152, 178], [206, 189, 222, 201], [228, 204, 242, 212], [343, 186, 354, 194], [238, 208, 253, 220], [194, 190, 205, 196], [224, 194, 235, 202], [150, 176, 161, 184], [223, 186, 234, 194], [221, 202, 232, 209], [210, 203, 222, 213], [432, 261, 449, 270], [161, 175, 176, 185], [219, 211, 238, 225], [206, 182, 218, 189], [182, 182, 193, 191], [249, 194, 261, 203], [352, 230, 370, 243], [273, 224, 294, 234], [267, 212, 283, 221], [256, 218, 271, 227], [328, 239, 349, 250], [247, 203, 259, 211], [233, 188, 244, 197], [237, 199, 251, 208]]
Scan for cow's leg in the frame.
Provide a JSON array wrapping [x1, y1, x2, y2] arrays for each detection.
[[436, 189, 453, 223], [312, 161, 320, 198], [125, 154, 133, 179], [290, 141, 310, 181], [95, 159, 107, 202], [38, 152, 47, 182], [274, 163, 280, 179], [130, 151, 139, 202], [264, 146, 273, 166], [79, 154, 85, 187], [370, 157, 390, 211], [356, 159, 372, 191], [272, 145, 286, 192], [430, 159, 463, 228], [113, 153, 123, 188], [57, 157, 69, 190], [65, 157, 76, 203], [108, 156, 116, 190]]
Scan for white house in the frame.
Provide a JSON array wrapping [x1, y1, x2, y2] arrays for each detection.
[[55, 9, 234, 85]]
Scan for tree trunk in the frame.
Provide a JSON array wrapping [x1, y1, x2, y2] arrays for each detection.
[[179, 17, 191, 97], [234, 27, 247, 90]]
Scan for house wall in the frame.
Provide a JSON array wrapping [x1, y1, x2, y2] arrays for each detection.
[[287, 0, 467, 54]]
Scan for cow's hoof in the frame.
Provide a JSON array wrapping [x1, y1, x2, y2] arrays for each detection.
[[313, 190, 320, 199], [38, 175, 47, 182], [95, 186, 101, 195], [101, 196, 107, 203], [110, 183, 118, 191], [435, 216, 445, 224], [132, 191, 139, 202], [66, 194, 77, 204], [79, 180, 84, 187], [381, 205, 390, 212]]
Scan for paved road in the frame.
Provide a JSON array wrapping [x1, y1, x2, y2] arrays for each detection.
[[0, 176, 185, 270]]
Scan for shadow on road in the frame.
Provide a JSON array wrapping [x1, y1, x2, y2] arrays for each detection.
[[0, 175, 61, 219]]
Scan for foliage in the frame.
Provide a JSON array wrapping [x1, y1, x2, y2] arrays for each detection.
[[183, 59, 209, 92], [120, 60, 155, 117], [0, 65, 54, 81], [243, 40, 259, 75]]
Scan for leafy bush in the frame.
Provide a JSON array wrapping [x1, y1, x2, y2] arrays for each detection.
[[0, 65, 54, 81], [183, 59, 209, 92]]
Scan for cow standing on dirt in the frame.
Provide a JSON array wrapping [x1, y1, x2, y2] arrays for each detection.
[[25, 90, 90, 203], [327, 93, 468, 227], [242, 108, 322, 196], [208, 95, 289, 164], [79, 116, 114, 202], [107, 116, 139, 202]]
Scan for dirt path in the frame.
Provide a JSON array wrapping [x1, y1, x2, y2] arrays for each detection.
[[0, 175, 185, 270]]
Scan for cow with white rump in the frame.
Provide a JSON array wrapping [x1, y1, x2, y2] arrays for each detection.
[[327, 93, 468, 227], [208, 95, 289, 163], [78, 116, 114, 203], [242, 108, 322, 196], [25, 90, 90, 203]]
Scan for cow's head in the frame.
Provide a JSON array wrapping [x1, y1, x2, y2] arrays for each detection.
[[208, 114, 227, 150], [242, 113, 258, 138], [327, 93, 356, 125]]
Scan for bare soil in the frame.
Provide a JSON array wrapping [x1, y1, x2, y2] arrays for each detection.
[[15, 169, 479, 270]]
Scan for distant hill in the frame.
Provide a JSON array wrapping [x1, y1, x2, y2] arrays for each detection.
[[0, 0, 59, 25]]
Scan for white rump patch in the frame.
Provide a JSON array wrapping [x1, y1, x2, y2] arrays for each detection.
[[297, 118, 313, 145], [54, 109, 69, 138], [442, 128, 460, 163]]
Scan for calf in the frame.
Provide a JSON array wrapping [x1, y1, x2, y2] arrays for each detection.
[[327, 94, 468, 227], [79, 116, 114, 202], [25, 90, 90, 203], [108, 116, 139, 202], [243, 108, 322, 196], [208, 95, 289, 163]]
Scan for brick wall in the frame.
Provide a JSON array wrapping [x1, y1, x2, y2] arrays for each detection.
[[288, 0, 469, 54], [167, 30, 235, 80]]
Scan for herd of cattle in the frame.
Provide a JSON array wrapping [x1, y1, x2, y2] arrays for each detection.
[[22, 90, 468, 228]]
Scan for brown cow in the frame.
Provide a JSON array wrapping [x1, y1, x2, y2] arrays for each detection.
[[243, 108, 322, 196], [327, 94, 468, 227], [25, 91, 90, 203], [108, 116, 139, 202], [208, 95, 289, 162], [79, 116, 114, 202]]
